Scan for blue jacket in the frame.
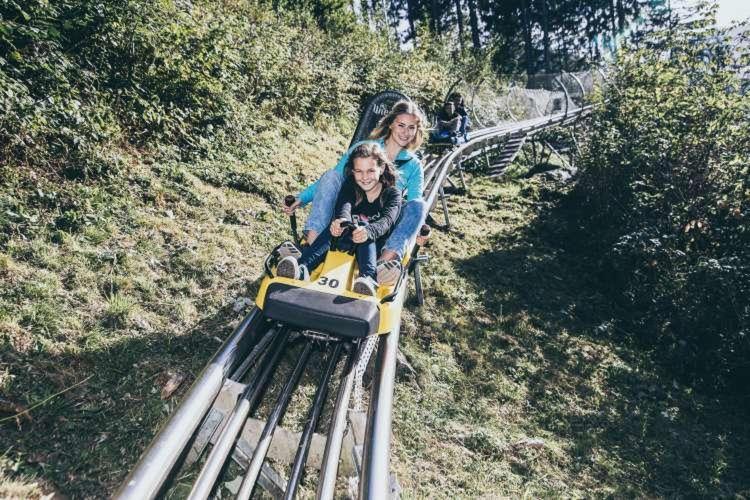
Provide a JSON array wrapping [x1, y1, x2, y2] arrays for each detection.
[[298, 138, 423, 206]]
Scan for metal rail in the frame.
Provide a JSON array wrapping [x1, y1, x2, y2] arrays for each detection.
[[188, 328, 291, 500], [359, 305, 403, 499], [424, 105, 594, 197], [115, 308, 269, 499], [236, 341, 314, 499], [285, 342, 344, 499], [316, 341, 361, 499], [118, 86, 595, 500]]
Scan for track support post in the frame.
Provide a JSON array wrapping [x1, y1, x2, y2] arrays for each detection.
[[456, 156, 467, 192], [409, 225, 431, 307], [483, 146, 492, 172], [438, 186, 451, 230]]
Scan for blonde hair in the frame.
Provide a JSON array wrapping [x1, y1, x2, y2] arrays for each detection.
[[368, 100, 427, 151]]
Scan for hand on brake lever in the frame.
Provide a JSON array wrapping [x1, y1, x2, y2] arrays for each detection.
[[330, 218, 346, 237], [282, 197, 301, 215], [351, 226, 368, 244]]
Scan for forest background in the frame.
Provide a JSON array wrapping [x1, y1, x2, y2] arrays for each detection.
[[1, 0, 748, 497]]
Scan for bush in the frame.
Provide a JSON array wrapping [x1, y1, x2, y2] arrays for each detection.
[[0, 0, 121, 177], [0, 0, 460, 248], [572, 15, 750, 394], [1, 0, 455, 174]]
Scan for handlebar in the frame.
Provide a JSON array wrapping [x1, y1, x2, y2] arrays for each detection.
[[332, 216, 361, 253], [284, 194, 299, 244]]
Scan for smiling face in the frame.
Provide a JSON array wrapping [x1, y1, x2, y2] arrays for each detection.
[[352, 157, 383, 195], [388, 113, 419, 149]]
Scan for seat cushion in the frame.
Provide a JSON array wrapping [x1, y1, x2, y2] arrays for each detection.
[[262, 283, 379, 338]]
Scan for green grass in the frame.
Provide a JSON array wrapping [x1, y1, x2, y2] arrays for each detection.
[[391, 176, 750, 497], [0, 122, 348, 497], [1, 134, 749, 498]]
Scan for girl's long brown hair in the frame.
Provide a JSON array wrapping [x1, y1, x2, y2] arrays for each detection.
[[345, 143, 398, 205], [369, 100, 427, 151]]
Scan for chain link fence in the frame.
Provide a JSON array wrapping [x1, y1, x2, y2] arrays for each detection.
[[444, 69, 606, 129]]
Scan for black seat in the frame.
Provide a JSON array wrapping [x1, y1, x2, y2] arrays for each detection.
[[349, 90, 410, 147], [263, 283, 380, 338]]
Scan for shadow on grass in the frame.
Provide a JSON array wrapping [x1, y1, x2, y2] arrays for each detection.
[[1, 272, 350, 498], [453, 188, 750, 496], [0, 293, 254, 497]]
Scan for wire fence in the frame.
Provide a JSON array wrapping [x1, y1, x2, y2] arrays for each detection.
[[446, 69, 606, 129]]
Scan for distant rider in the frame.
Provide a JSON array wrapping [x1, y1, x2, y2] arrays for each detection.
[[431, 101, 462, 144], [448, 92, 470, 142]]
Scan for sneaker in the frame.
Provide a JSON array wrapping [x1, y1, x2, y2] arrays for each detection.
[[277, 240, 302, 259], [352, 276, 377, 296], [376, 260, 402, 286], [276, 256, 300, 279], [298, 263, 310, 281]]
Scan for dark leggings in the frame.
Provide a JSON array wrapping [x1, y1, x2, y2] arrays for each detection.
[[299, 228, 384, 281]]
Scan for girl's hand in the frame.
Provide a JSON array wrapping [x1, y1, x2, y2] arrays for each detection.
[[330, 218, 346, 237], [282, 197, 301, 215], [351, 226, 368, 244]]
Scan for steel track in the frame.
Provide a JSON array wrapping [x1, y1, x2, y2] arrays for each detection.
[[116, 102, 593, 500]]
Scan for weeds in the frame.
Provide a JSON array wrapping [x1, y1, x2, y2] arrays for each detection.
[[391, 175, 750, 497], [0, 121, 347, 497], [104, 294, 134, 329]]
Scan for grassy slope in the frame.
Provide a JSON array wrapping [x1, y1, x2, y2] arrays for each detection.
[[1, 135, 749, 497], [393, 176, 750, 497], [0, 123, 347, 498]]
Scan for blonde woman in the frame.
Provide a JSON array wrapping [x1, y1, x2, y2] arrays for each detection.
[[282, 100, 428, 284]]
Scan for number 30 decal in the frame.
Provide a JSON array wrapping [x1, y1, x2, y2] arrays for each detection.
[[317, 277, 340, 288]]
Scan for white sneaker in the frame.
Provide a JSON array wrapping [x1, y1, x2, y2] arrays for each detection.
[[298, 264, 310, 281], [276, 256, 299, 279], [352, 276, 377, 296], [376, 260, 401, 286], [277, 240, 302, 259]]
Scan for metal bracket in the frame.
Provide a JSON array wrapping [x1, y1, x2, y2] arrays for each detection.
[[438, 186, 451, 230], [456, 156, 467, 192]]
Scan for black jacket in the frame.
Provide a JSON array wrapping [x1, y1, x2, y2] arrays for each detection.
[[335, 177, 402, 242]]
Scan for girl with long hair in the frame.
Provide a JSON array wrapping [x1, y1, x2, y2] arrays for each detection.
[[277, 143, 402, 295]]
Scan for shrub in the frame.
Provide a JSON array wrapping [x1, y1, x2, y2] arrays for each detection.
[[572, 14, 750, 394], [1, 0, 455, 174]]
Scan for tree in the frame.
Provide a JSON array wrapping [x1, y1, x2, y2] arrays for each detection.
[[454, 0, 465, 52], [467, 0, 481, 50]]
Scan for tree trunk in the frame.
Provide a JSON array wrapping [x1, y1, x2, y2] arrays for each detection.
[[454, 0, 465, 52], [431, 0, 440, 34], [541, 0, 551, 72], [521, 0, 534, 76], [616, 0, 625, 31], [609, 0, 618, 48], [466, 0, 481, 50], [364, 0, 374, 28], [406, 0, 418, 43]]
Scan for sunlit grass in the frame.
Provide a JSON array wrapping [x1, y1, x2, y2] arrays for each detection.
[[0, 124, 348, 497], [391, 174, 750, 497], [2, 132, 748, 497]]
